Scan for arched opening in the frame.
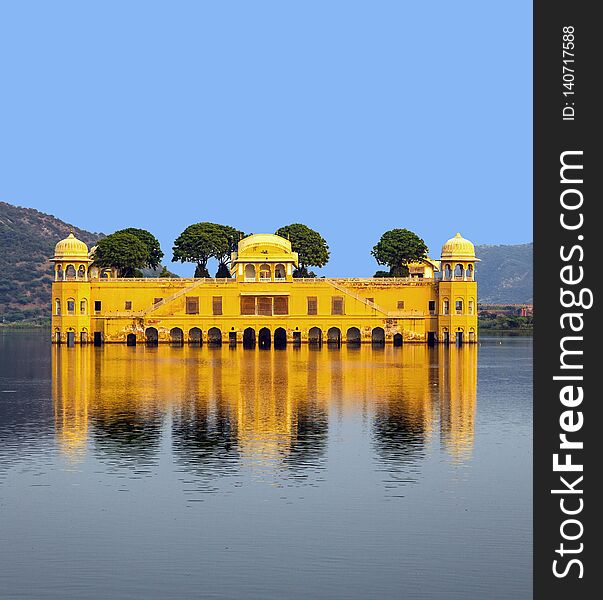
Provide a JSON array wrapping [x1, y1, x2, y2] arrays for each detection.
[[371, 327, 385, 345], [466, 264, 474, 280], [127, 333, 137, 346], [55, 266, 63, 281], [346, 327, 361, 345], [469, 329, 476, 343], [80, 330, 88, 344], [456, 329, 464, 345], [243, 327, 256, 348], [77, 265, 86, 279], [274, 327, 287, 349], [170, 327, 184, 345], [393, 333, 403, 346], [274, 264, 286, 280], [188, 327, 202, 345], [455, 299, 463, 314], [66, 298, 75, 315], [245, 264, 256, 281], [443, 298, 450, 315], [454, 264, 464, 278], [55, 329, 61, 344], [292, 331, 302, 346], [258, 327, 271, 349], [65, 265, 76, 280], [145, 327, 158, 345], [308, 327, 322, 346], [101, 270, 110, 279], [208, 327, 222, 346], [55, 299, 61, 316], [229, 331, 237, 346], [80, 298, 87, 315], [468, 298, 475, 315], [259, 264, 271, 281], [327, 327, 341, 346], [66, 331, 75, 347], [444, 264, 452, 280], [442, 328, 450, 344]]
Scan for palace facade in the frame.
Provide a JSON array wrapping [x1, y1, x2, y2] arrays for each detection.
[[50, 232, 479, 345]]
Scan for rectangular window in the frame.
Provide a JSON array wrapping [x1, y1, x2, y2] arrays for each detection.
[[257, 296, 272, 316], [94, 300, 102, 313], [307, 296, 317, 315], [273, 296, 289, 315], [212, 296, 223, 315], [186, 296, 199, 315], [397, 300, 405, 310], [331, 296, 344, 315], [153, 297, 163, 305], [67, 300, 75, 315], [124, 301, 132, 311], [241, 296, 256, 315], [428, 300, 436, 315]]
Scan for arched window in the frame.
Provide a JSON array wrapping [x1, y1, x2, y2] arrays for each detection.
[[444, 264, 452, 280], [274, 264, 286, 280], [245, 264, 256, 281], [454, 264, 464, 278], [259, 264, 271, 280], [55, 299, 61, 315], [455, 299, 463, 314], [443, 298, 450, 315], [468, 299, 475, 315], [466, 264, 474, 280], [65, 265, 76, 280], [57, 266, 64, 281], [80, 299, 87, 315], [67, 298, 76, 315], [78, 265, 86, 279]]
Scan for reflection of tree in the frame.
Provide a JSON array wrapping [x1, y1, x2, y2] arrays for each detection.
[[171, 399, 240, 478], [91, 406, 162, 468], [283, 404, 328, 474], [371, 399, 427, 487]]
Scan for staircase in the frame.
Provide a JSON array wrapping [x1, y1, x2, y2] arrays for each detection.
[[140, 278, 220, 316], [326, 280, 390, 315]]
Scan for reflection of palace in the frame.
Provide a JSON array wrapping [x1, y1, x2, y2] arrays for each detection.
[[50, 232, 478, 346], [52, 345, 477, 468]]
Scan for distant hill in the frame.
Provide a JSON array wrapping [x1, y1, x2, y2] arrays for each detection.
[[0, 201, 103, 322], [474, 243, 533, 304]]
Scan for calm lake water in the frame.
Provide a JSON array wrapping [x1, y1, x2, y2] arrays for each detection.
[[0, 330, 532, 600]]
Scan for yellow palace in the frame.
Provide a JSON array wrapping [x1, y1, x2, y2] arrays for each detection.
[[50, 231, 478, 346]]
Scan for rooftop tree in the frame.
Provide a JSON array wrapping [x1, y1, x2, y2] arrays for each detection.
[[114, 228, 164, 270], [275, 223, 330, 278], [92, 232, 149, 278], [371, 228, 428, 277], [172, 222, 241, 278]]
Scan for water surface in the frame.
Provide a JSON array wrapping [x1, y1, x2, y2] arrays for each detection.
[[0, 330, 532, 599]]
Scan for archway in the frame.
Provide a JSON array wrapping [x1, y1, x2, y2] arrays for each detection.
[[170, 327, 184, 345], [456, 329, 464, 345], [145, 327, 158, 345], [393, 333, 403, 347], [245, 264, 256, 281], [80, 330, 88, 344], [346, 327, 361, 345], [243, 327, 256, 348], [274, 327, 287, 349], [454, 264, 464, 278], [327, 327, 341, 346], [126, 333, 137, 346], [77, 265, 86, 279], [66, 331, 75, 347], [65, 265, 76, 280], [308, 327, 322, 346], [274, 264, 286, 280], [188, 327, 202, 345], [258, 327, 271, 349], [371, 327, 385, 345], [259, 264, 271, 281], [208, 327, 222, 345]]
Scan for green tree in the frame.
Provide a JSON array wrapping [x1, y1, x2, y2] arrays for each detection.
[[214, 225, 244, 277], [92, 232, 149, 277], [275, 223, 330, 278], [172, 222, 235, 278], [371, 229, 428, 277], [115, 228, 164, 270]]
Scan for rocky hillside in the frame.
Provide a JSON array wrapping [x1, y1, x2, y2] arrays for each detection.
[[0, 201, 103, 322], [474, 243, 533, 304]]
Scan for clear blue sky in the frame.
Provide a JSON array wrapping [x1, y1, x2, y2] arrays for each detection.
[[1, 1, 532, 277]]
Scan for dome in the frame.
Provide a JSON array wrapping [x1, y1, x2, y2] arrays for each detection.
[[53, 232, 90, 260], [440, 232, 476, 260], [237, 233, 293, 255]]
